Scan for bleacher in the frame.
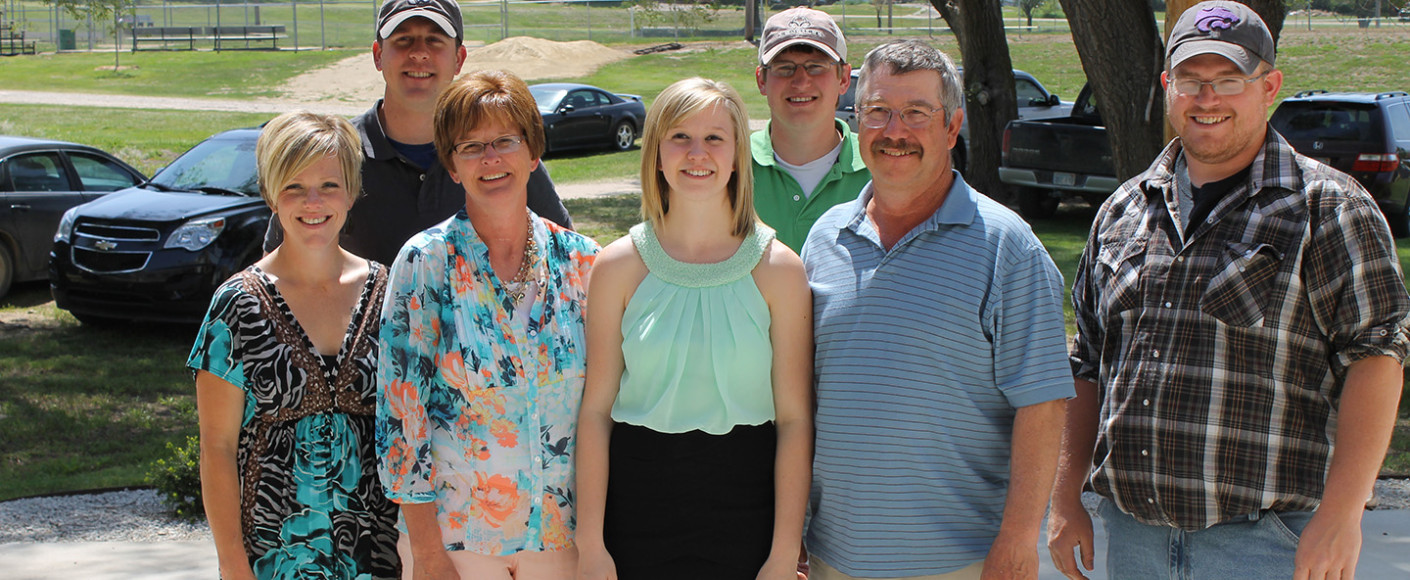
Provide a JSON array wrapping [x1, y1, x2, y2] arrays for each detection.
[[131, 24, 286, 51], [1, 9, 37, 56]]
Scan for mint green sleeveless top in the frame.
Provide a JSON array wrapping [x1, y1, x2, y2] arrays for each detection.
[[611, 221, 777, 435]]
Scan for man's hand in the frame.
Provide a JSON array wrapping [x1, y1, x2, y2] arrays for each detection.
[[980, 531, 1039, 580], [1046, 498, 1095, 580], [1294, 508, 1363, 580]]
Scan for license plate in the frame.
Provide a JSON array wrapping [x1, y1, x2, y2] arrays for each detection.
[[1054, 172, 1076, 186]]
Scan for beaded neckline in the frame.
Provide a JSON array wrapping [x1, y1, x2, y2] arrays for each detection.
[[629, 221, 775, 289]]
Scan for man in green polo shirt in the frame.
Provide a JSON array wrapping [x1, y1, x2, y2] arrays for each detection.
[[752, 7, 870, 252]]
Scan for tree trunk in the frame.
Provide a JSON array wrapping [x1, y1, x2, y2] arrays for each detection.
[[934, 0, 1017, 203], [1058, 0, 1166, 183]]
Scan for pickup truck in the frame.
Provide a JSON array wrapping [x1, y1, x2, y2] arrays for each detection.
[[836, 68, 1072, 174], [999, 83, 1120, 219]]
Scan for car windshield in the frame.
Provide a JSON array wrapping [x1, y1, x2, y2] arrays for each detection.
[[530, 87, 568, 114], [1272, 103, 1384, 143], [149, 134, 260, 196]]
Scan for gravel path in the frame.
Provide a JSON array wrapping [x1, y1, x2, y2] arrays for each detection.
[[4, 481, 1409, 544]]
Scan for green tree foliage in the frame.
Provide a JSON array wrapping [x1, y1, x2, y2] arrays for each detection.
[[46, 0, 130, 71]]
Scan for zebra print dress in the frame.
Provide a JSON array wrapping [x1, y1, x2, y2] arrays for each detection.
[[188, 263, 399, 579]]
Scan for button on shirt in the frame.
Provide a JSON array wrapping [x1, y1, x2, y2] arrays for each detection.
[[1070, 129, 1410, 531], [377, 212, 599, 555]]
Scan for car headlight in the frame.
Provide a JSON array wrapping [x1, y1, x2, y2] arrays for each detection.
[[54, 208, 79, 243], [165, 217, 227, 251]]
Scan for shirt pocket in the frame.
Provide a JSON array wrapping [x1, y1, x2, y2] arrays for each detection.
[[1200, 242, 1284, 328], [1094, 236, 1147, 320]]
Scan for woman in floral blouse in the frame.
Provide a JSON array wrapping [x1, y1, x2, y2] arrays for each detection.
[[376, 70, 599, 579], [191, 111, 399, 579]]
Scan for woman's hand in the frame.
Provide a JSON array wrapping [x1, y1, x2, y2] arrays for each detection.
[[577, 546, 618, 580], [757, 553, 805, 580]]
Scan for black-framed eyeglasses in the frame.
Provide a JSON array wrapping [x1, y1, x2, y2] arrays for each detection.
[[451, 135, 524, 160], [1169, 70, 1271, 97], [858, 105, 945, 129], [763, 61, 837, 79]]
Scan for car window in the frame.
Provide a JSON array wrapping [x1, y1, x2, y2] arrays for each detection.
[[566, 91, 596, 110], [3, 152, 72, 192], [70, 152, 141, 192], [150, 136, 260, 195], [588, 91, 612, 107], [1389, 103, 1410, 142], [530, 86, 567, 114], [1272, 104, 1382, 142], [1015, 79, 1047, 104]]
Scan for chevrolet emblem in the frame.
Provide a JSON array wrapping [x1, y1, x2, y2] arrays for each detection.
[[94, 240, 118, 251]]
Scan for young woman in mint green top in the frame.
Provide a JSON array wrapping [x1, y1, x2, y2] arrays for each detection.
[[575, 78, 814, 580]]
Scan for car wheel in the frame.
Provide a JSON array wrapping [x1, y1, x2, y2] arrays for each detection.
[[0, 243, 13, 301], [612, 121, 636, 151], [1017, 188, 1061, 220]]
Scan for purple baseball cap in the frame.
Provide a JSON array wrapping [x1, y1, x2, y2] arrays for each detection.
[[1167, 1, 1275, 75]]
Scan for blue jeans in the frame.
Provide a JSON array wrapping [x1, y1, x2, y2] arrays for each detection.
[[1098, 496, 1314, 580]]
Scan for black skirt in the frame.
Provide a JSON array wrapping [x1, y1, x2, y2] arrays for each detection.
[[604, 421, 777, 580]]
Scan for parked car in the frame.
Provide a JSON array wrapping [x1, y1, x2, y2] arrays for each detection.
[[999, 82, 1119, 220], [0, 136, 145, 299], [50, 127, 270, 324], [836, 68, 1073, 174], [528, 83, 646, 154], [1270, 90, 1410, 236]]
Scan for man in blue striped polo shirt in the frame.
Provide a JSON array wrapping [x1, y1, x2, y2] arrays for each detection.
[[801, 40, 1073, 580]]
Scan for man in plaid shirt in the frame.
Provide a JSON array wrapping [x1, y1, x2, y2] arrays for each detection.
[[1048, 2, 1410, 579]]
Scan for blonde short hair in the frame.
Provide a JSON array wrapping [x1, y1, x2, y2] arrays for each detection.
[[640, 77, 756, 237], [255, 111, 363, 209], [433, 70, 546, 171]]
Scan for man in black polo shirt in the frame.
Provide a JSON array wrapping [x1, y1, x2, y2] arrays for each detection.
[[265, 0, 570, 264]]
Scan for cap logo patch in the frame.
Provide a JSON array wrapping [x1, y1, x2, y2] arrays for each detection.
[[784, 15, 824, 39], [1195, 6, 1240, 34]]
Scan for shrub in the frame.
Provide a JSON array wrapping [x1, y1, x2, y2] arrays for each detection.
[[147, 435, 205, 521]]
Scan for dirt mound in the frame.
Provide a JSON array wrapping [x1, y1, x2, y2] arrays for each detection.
[[274, 37, 632, 106]]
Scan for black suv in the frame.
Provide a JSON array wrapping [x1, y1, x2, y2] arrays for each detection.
[[50, 127, 270, 325], [1270, 90, 1410, 236]]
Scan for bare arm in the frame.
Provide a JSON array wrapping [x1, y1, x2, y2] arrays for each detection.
[[576, 238, 641, 580], [399, 502, 457, 580], [196, 370, 256, 580], [1046, 378, 1101, 580], [1294, 355, 1402, 580], [753, 242, 814, 580], [983, 398, 1066, 580]]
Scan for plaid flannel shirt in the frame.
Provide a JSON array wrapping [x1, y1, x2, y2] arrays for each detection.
[[1070, 128, 1410, 531]]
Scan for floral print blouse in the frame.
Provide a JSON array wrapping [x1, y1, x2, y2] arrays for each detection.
[[377, 211, 598, 556]]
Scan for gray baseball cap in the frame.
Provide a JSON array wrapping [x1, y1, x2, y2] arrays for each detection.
[[759, 7, 846, 65], [377, 0, 461, 40], [1167, 1, 1275, 75]]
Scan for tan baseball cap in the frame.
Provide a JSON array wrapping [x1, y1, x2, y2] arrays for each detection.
[[759, 7, 846, 65]]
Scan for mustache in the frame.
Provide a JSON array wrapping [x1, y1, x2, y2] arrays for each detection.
[[871, 138, 920, 155]]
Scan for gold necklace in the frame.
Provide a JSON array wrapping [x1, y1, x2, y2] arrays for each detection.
[[503, 212, 539, 307]]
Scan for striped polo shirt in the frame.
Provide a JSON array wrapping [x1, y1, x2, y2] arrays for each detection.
[[801, 175, 1074, 577]]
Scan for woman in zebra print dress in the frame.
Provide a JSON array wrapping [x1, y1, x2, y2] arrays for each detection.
[[189, 111, 399, 579]]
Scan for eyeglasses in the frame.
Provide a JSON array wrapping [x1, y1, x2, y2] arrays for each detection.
[[451, 135, 524, 160], [1169, 71, 1271, 97], [763, 61, 837, 79], [858, 105, 945, 129]]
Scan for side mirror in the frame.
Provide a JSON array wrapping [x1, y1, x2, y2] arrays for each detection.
[[1049, 94, 1061, 106], [560, 104, 575, 113]]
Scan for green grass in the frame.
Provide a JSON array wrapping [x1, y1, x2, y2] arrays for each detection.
[[0, 105, 273, 176], [0, 49, 357, 99]]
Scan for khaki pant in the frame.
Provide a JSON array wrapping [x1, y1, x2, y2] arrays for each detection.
[[808, 554, 983, 580]]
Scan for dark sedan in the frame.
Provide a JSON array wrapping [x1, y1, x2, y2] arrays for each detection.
[[0, 136, 146, 299], [50, 127, 270, 325], [529, 83, 646, 154]]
